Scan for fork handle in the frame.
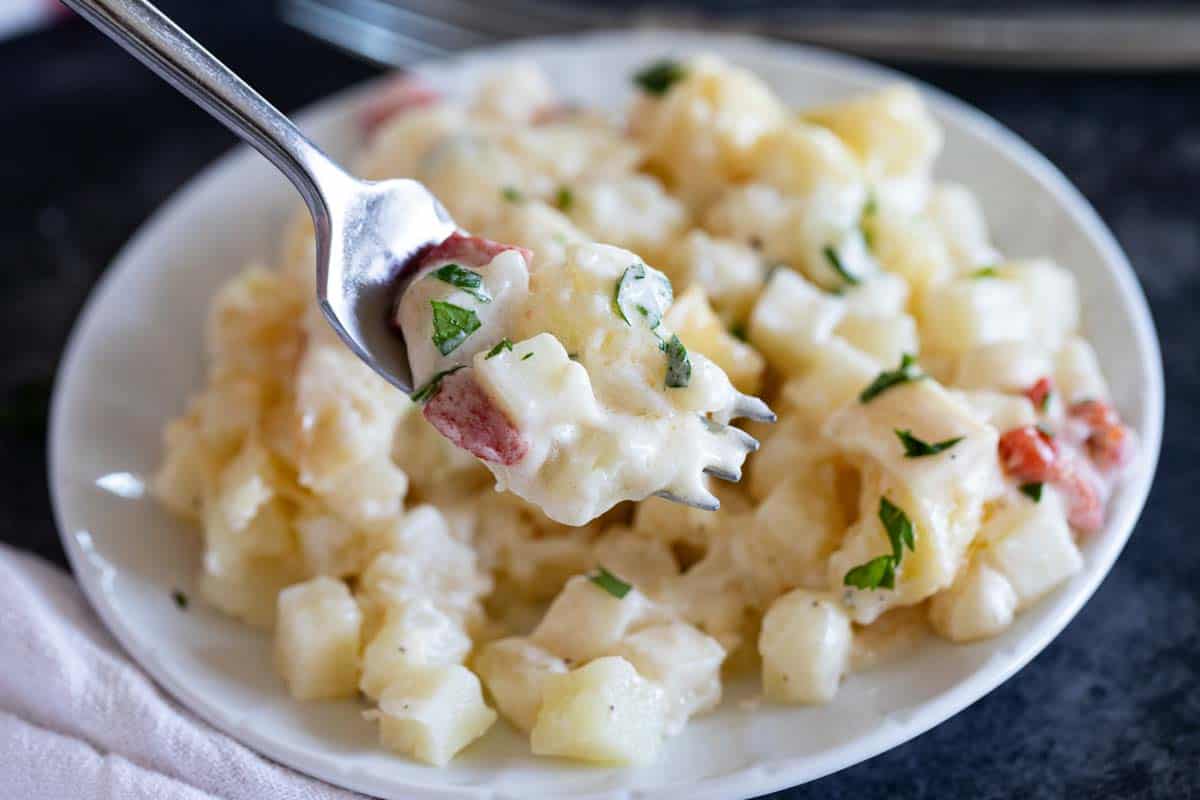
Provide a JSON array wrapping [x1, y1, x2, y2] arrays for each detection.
[[60, 0, 349, 218]]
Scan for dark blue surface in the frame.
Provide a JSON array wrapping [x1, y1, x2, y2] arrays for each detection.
[[1, 3, 1196, 797]]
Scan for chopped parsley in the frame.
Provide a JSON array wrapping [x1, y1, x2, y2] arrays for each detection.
[[501, 186, 524, 203], [660, 334, 691, 388], [430, 300, 481, 356], [860, 194, 877, 251], [1020, 482, 1044, 502], [1041, 390, 1053, 413], [823, 245, 861, 286], [971, 266, 999, 278], [729, 322, 748, 342], [894, 429, 964, 458], [431, 263, 491, 303], [633, 59, 686, 95], [486, 338, 513, 359], [411, 365, 466, 403], [172, 590, 189, 610], [859, 353, 924, 403], [521, 352, 534, 361], [844, 497, 917, 591], [554, 186, 573, 211], [613, 262, 673, 329], [844, 556, 895, 591], [589, 566, 632, 599]]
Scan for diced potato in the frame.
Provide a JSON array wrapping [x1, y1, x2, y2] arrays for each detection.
[[612, 623, 725, 735], [759, 590, 852, 704], [373, 664, 497, 766], [979, 488, 1083, 609], [925, 182, 998, 270], [869, 213, 955, 296], [840, 272, 910, 320], [805, 85, 942, 181], [632, 485, 753, 548], [665, 286, 766, 394], [749, 473, 846, 594], [778, 338, 881, 426], [1055, 336, 1111, 404], [474, 332, 603, 431], [567, 175, 687, 263], [958, 390, 1038, 432], [749, 122, 864, 197], [473, 637, 568, 732], [472, 61, 555, 123], [746, 417, 843, 501], [531, 656, 667, 765], [274, 577, 362, 700], [997, 259, 1080, 352], [952, 341, 1053, 394], [360, 599, 472, 699], [660, 230, 766, 322], [929, 562, 1018, 643], [835, 313, 919, 367], [917, 276, 1032, 356], [532, 574, 657, 663], [748, 268, 846, 376], [589, 528, 680, 597]]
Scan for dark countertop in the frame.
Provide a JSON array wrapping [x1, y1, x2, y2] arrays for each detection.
[[2, 2, 1196, 798]]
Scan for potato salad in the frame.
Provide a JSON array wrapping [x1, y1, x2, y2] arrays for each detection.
[[154, 56, 1136, 768]]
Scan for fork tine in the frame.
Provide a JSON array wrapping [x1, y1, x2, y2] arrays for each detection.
[[703, 464, 741, 483], [732, 392, 776, 423], [655, 488, 720, 511]]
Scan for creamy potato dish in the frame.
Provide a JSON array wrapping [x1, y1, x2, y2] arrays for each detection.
[[155, 56, 1136, 767]]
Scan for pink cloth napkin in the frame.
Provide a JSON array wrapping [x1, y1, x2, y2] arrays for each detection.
[[0, 544, 365, 800]]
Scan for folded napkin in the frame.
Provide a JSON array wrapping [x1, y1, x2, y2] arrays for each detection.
[[0, 544, 364, 800]]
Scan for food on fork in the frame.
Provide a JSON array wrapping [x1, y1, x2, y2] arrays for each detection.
[[154, 55, 1137, 767]]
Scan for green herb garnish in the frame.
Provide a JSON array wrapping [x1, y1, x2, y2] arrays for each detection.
[[729, 322, 748, 342], [844, 497, 917, 591], [859, 353, 925, 403], [823, 244, 861, 286], [501, 186, 524, 203], [431, 263, 491, 303], [430, 300, 481, 356], [554, 186, 573, 211], [1041, 391, 1053, 413], [411, 365, 466, 403], [894, 429, 964, 458], [589, 566, 632, 599], [971, 266, 999, 278], [860, 195, 877, 251], [844, 555, 896, 591], [1020, 482, 1044, 502], [661, 334, 691, 388], [613, 262, 673, 329], [521, 352, 534, 361], [172, 590, 189, 610], [486, 338, 513, 359], [633, 59, 686, 96]]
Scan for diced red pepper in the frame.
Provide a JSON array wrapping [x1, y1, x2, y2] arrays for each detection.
[[360, 74, 440, 135], [423, 369, 528, 466], [1069, 400, 1134, 472], [417, 232, 533, 272], [1024, 377, 1053, 412], [998, 426, 1061, 483]]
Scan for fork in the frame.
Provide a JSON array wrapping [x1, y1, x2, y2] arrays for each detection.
[[62, 0, 770, 510]]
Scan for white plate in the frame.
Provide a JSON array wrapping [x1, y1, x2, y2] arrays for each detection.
[[50, 30, 1163, 800]]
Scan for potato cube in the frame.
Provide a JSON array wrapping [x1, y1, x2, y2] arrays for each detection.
[[929, 562, 1018, 643], [360, 599, 472, 700], [274, 577, 362, 700], [952, 341, 1053, 394], [473, 637, 567, 732], [759, 590, 852, 704], [835, 313, 919, 367], [980, 488, 1083, 609], [1054, 336, 1111, 404], [748, 268, 846, 376], [918, 276, 1032, 356], [778, 338, 880, 425], [612, 623, 725, 735], [373, 664, 497, 766], [532, 574, 655, 663], [665, 286, 766, 394], [531, 656, 667, 765], [998, 259, 1080, 351]]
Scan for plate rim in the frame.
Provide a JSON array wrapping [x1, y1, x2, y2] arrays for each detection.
[[48, 28, 1164, 800]]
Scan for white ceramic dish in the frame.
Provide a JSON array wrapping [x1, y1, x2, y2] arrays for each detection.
[[49, 30, 1162, 800]]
